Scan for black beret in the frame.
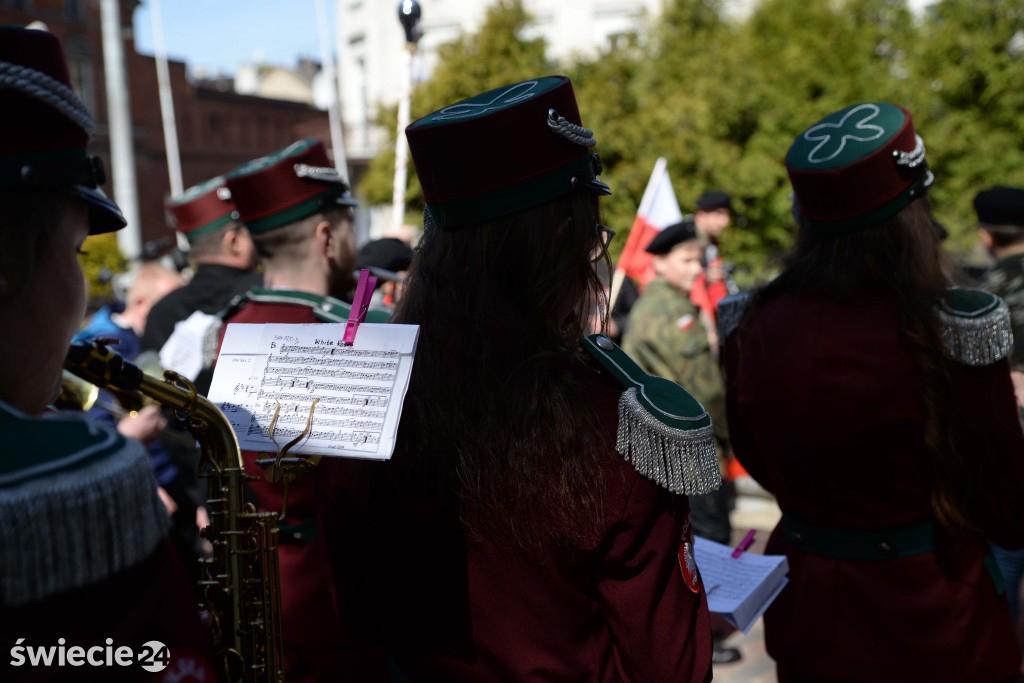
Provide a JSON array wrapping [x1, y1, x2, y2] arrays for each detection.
[[974, 186, 1024, 227], [645, 221, 699, 255], [696, 190, 732, 212], [357, 238, 414, 273]]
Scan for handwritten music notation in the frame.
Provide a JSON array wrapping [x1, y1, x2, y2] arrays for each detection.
[[210, 322, 418, 460], [278, 345, 401, 358]]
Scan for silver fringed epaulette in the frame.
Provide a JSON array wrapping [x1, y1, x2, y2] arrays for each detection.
[[582, 335, 722, 496], [717, 290, 753, 341], [937, 288, 1013, 366]]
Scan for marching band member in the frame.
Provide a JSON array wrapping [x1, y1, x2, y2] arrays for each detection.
[[323, 76, 717, 682], [721, 102, 1024, 682], [0, 26, 211, 682]]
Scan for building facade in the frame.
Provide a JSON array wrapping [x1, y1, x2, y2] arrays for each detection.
[[1, 0, 330, 251]]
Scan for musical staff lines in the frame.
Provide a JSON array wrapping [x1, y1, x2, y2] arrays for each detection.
[[210, 321, 418, 459]]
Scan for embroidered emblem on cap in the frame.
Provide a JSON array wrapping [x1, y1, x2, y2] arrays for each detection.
[[432, 80, 540, 121], [803, 103, 885, 164], [294, 163, 347, 184]]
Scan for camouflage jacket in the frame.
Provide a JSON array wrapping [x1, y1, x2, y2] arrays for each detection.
[[621, 278, 729, 452], [982, 252, 1024, 371]]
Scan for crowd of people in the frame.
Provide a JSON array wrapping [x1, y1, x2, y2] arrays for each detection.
[[2, 23, 1024, 683]]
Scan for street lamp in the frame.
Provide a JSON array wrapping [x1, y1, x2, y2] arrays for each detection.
[[392, 0, 422, 230]]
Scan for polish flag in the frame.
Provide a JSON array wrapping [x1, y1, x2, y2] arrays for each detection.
[[610, 157, 682, 305]]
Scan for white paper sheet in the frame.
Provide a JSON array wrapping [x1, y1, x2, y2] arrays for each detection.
[[208, 322, 418, 460], [694, 535, 789, 634]]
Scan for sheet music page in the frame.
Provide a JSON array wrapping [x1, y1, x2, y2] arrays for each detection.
[[693, 535, 789, 633], [208, 322, 418, 460]]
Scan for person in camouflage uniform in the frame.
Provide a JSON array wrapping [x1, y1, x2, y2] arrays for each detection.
[[976, 185, 1024, 627], [978, 186, 1024, 374]]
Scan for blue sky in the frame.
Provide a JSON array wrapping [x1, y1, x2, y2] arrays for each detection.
[[135, 0, 933, 77], [133, 1, 336, 76]]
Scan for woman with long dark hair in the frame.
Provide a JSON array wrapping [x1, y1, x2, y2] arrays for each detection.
[[323, 77, 718, 682], [721, 102, 1024, 682]]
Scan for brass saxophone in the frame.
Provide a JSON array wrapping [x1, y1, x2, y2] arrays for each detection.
[[65, 341, 285, 683]]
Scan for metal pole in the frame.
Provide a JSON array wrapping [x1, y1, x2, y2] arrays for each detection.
[[391, 44, 413, 230], [148, 0, 189, 253], [100, 0, 141, 260], [316, 0, 349, 179]]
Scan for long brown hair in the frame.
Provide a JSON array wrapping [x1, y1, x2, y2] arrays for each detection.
[[391, 190, 610, 551], [752, 199, 972, 532]]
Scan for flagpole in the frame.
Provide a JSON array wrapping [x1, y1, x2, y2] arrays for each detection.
[[609, 157, 669, 308], [149, 0, 188, 253], [100, 0, 141, 260], [315, 0, 349, 179]]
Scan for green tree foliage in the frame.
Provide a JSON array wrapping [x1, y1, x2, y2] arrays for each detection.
[[358, 0, 549, 210], [362, 0, 1024, 279], [909, 0, 1024, 252]]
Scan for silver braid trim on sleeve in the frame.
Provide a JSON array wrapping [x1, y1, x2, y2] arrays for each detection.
[[546, 109, 596, 148], [617, 388, 722, 495], [0, 61, 95, 138], [938, 298, 1013, 366]]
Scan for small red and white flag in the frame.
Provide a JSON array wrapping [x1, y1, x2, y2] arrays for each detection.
[[611, 157, 682, 304]]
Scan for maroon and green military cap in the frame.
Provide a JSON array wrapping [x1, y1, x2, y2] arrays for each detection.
[[0, 25, 124, 233], [405, 75, 611, 230], [225, 139, 357, 234], [166, 176, 238, 240], [785, 102, 933, 234]]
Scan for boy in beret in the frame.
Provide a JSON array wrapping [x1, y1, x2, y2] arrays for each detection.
[[0, 25, 213, 681], [216, 138, 387, 683], [975, 185, 1024, 631], [621, 221, 739, 664], [977, 186, 1024, 374]]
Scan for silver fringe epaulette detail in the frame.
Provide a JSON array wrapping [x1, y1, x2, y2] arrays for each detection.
[[616, 388, 721, 496], [938, 297, 1013, 366], [717, 290, 753, 341]]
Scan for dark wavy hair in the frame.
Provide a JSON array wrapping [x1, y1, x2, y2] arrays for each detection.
[[750, 199, 973, 532], [390, 190, 611, 551]]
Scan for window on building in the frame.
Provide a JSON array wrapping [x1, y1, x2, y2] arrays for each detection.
[[64, 36, 95, 113]]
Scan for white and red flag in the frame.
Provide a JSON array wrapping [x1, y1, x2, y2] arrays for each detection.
[[611, 157, 682, 305]]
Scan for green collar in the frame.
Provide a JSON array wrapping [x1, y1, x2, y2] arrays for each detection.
[[245, 287, 391, 324]]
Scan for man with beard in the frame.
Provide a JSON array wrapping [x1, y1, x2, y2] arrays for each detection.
[[216, 138, 385, 682]]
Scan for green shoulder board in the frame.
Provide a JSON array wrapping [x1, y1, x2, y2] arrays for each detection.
[[581, 334, 721, 496], [937, 288, 1012, 366], [717, 290, 753, 341]]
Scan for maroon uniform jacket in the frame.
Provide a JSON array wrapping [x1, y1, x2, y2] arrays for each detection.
[[218, 288, 354, 683], [320, 362, 714, 682], [0, 403, 212, 682], [724, 293, 1024, 682]]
